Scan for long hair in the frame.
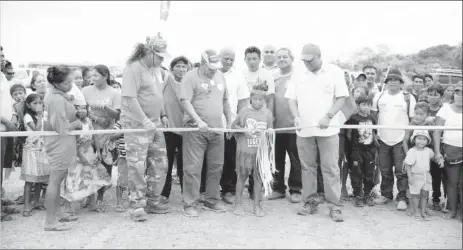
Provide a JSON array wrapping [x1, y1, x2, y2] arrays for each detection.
[[93, 64, 111, 85], [23, 93, 41, 127], [127, 43, 150, 65]]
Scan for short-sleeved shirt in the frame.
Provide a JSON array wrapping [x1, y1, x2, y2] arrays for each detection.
[[404, 147, 434, 174], [0, 72, 13, 131], [121, 61, 163, 122], [346, 113, 377, 148], [163, 75, 184, 133], [243, 68, 275, 95], [274, 73, 295, 132], [436, 104, 463, 147], [285, 63, 350, 137], [233, 106, 273, 155], [372, 91, 416, 146], [82, 85, 121, 148], [223, 67, 250, 121], [43, 88, 78, 170], [178, 68, 229, 128]]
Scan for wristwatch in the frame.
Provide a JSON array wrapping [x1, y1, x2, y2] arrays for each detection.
[[327, 112, 335, 119]]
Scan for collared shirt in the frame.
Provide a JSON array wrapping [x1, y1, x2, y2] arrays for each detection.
[[243, 68, 275, 95], [0, 72, 14, 131], [222, 67, 250, 121], [285, 63, 350, 137], [262, 64, 280, 79], [274, 71, 296, 132]]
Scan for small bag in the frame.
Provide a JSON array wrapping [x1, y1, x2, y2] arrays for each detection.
[[443, 144, 463, 165]]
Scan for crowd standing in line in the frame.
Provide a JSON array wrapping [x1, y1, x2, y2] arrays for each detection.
[[0, 39, 462, 231]]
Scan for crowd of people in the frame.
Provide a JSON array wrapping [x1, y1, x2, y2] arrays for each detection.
[[0, 36, 462, 232]]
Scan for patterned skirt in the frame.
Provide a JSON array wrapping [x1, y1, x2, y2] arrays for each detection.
[[20, 146, 50, 183]]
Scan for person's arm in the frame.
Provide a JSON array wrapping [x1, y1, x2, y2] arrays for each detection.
[[326, 69, 350, 118], [48, 99, 82, 134], [178, 75, 207, 128], [265, 73, 276, 115], [285, 77, 301, 125], [433, 116, 445, 167], [222, 81, 232, 127], [402, 129, 412, 153], [121, 67, 150, 124], [403, 150, 415, 184]]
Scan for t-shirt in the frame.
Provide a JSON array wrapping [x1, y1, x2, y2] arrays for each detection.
[[233, 106, 273, 154], [114, 122, 126, 157], [163, 75, 184, 134], [82, 85, 121, 148], [436, 104, 462, 147], [0, 72, 13, 131], [262, 64, 280, 79], [274, 73, 295, 132], [121, 61, 163, 122], [346, 113, 377, 148], [178, 68, 229, 128], [243, 68, 275, 95], [372, 91, 416, 146], [223, 67, 250, 121], [404, 147, 434, 174]]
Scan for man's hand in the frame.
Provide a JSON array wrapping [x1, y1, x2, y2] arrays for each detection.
[[3, 121, 17, 131], [408, 174, 414, 186], [374, 134, 381, 147], [143, 119, 156, 131], [318, 115, 331, 130], [162, 116, 170, 128], [294, 117, 302, 132], [435, 153, 445, 168], [197, 120, 209, 132], [96, 117, 111, 128]]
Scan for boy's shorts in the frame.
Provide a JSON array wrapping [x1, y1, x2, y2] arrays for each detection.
[[236, 151, 256, 177], [117, 157, 128, 189]]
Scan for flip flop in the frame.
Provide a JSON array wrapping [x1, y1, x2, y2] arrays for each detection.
[[44, 223, 71, 232], [59, 215, 78, 222], [115, 205, 126, 213], [22, 210, 32, 217], [33, 205, 46, 211]]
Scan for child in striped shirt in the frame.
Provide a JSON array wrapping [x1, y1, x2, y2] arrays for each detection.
[[110, 121, 127, 212]]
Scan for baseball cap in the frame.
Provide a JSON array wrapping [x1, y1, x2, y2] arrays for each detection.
[[301, 43, 321, 61], [201, 49, 222, 70], [146, 36, 170, 59]]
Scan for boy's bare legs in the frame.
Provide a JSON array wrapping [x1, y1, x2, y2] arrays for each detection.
[[33, 183, 45, 209], [233, 172, 247, 216], [253, 170, 265, 217], [23, 182, 33, 216], [420, 190, 431, 220]]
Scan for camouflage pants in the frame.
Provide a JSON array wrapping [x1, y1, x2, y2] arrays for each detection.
[[121, 119, 168, 209]]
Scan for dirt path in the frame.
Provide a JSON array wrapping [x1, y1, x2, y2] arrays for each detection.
[[1, 169, 462, 249]]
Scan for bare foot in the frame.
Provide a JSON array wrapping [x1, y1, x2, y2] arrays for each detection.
[[254, 206, 266, 217], [425, 208, 434, 216], [233, 205, 245, 216], [421, 214, 430, 221]]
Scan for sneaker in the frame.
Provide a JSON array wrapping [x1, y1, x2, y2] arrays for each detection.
[[318, 195, 326, 204], [130, 208, 148, 222], [297, 201, 319, 216], [370, 189, 380, 199], [364, 195, 375, 207], [396, 200, 408, 211], [374, 196, 392, 205], [330, 210, 344, 222], [222, 192, 235, 204], [290, 193, 302, 203], [268, 191, 286, 201], [183, 206, 199, 217], [354, 197, 364, 207], [145, 203, 170, 214], [199, 193, 206, 204], [432, 201, 442, 211], [202, 202, 227, 213]]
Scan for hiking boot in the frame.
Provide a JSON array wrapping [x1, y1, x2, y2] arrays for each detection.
[[268, 191, 286, 200], [432, 201, 442, 211], [374, 196, 392, 205], [364, 195, 375, 207], [202, 202, 227, 213], [396, 200, 408, 211], [290, 193, 302, 203], [145, 203, 170, 214], [297, 201, 319, 216], [330, 210, 344, 222], [222, 192, 235, 204], [130, 208, 148, 222], [354, 197, 364, 207], [183, 206, 199, 217]]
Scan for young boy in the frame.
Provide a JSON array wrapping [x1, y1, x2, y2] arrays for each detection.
[[9, 84, 26, 104], [346, 95, 377, 207]]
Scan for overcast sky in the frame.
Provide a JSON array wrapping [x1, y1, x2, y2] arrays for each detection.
[[1, 1, 461, 69]]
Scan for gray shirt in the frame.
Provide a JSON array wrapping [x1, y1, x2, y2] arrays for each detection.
[[163, 75, 184, 134]]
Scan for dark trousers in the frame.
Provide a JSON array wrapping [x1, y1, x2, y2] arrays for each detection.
[[378, 140, 407, 202], [161, 132, 183, 198], [200, 156, 207, 193], [220, 136, 237, 194], [1, 137, 14, 189], [431, 161, 447, 203], [351, 146, 376, 197], [444, 163, 462, 215], [272, 133, 302, 194]]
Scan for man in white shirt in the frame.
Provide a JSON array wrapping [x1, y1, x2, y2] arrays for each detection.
[[242, 46, 275, 198], [363, 65, 380, 96], [371, 68, 416, 211], [218, 47, 250, 204], [286, 43, 349, 222], [261, 44, 279, 78]]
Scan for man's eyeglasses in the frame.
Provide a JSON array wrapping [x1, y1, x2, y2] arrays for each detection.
[[6, 72, 15, 76]]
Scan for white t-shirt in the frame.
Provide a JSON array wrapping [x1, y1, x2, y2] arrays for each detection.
[[436, 104, 462, 147], [285, 63, 350, 137], [223, 67, 250, 121], [372, 91, 416, 146], [0, 72, 14, 131], [243, 68, 275, 95]]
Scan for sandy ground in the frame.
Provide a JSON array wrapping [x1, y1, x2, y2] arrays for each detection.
[[1, 166, 462, 249]]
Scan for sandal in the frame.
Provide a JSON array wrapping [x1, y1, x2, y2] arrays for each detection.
[[33, 205, 46, 211], [1, 213, 14, 222], [233, 206, 245, 216], [115, 204, 126, 213], [44, 223, 71, 231], [22, 210, 32, 217], [59, 215, 78, 222]]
